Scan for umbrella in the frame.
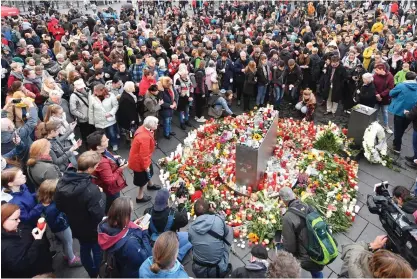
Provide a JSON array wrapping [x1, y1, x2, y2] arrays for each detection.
[[1, 6, 20, 17]]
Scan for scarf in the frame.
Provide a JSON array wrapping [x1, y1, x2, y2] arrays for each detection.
[[24, 77, 42, 90], [38, 154, 53, 161], [11, 71, 24, 81]]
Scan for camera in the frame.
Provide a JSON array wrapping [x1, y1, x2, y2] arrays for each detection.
[[170, 181, 189, 199], [367, 181, 417, 269]]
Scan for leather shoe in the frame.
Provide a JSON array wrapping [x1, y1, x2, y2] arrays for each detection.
[[147, 184, 162, 190], [136, 195, 151, 203], [180, 123, 186, 130], [405, 161, 417, 169], [405, 156, 414, 163], [185, 121, 192, 127], [170, 132, 176, 136], [164, 135, 171, 140]]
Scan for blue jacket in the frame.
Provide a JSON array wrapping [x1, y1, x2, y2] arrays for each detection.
[[388, 80, 417, 117], [42, 202, 69, 233], [139, 257, 189, 278], [98, 219, 153, 278], [9, 184, 43, 225]]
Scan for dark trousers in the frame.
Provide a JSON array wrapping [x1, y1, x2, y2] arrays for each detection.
[[243, 94, 251, 111], [105, 192, 120, 213], [235, 81, 244, 101], [78, 122, 96, 143], [195, 94, 205, 118], [79, 241, 102, 278], [393, 115, 411, 151]]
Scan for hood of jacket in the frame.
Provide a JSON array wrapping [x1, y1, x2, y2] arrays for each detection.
[[57, 171, 94, 198], [245, 260, 268, 271], [1, 130, 13, 144], [347, 250, 373, 278], [141, 257, 184, 277], [401, 80, 417, 91], [190, 214, 218, 234], [205, 67, 215, 75], [402, 197, 417, 214], [97, 218, 136, 251]]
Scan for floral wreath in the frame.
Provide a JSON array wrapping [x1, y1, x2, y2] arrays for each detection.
[[363, 122, 388, 166]]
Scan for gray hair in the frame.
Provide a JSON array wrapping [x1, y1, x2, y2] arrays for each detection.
[[362, 72, 373, 83], [279, 187, 296, 202], [124, 81, 135, 93], [143, 116, 159, 130], [267, 250, 301, 278]]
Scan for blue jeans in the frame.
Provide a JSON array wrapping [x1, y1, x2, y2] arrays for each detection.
[[105, 124, 119, 148], [375, 104, 389, 127], [256, 85, 267, 106], [214, 97, 233, 115], [179, 105, 189, 124], [177, 232, 192, 261], [163, 117, 172, 136], [37, 103, 44, 121], [79, 241, 102, 278], [311, 271, 324, 278], [105, 192, 120, 213], [289, 85, 299, 103], [274, 86, 283, 106]]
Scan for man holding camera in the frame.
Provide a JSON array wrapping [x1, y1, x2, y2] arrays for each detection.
[[144, 188, 192, 261]]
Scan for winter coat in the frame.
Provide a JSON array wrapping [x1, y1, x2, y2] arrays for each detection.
[[143, 92, 161, 118], [159, 88, 176, 118], [9, 184, 43, 225], [271, 67, 284, 86], [27, 159, 62, 190], [23, 79, 43, 105], [48, 136, 76, 172], [116, 91, 140, 130], [1, 224, 53, 278], [205, 67, 218, 91], [402, 197, 417, 215], [89, 93, 118, 129], [359, 83, 377, 108], [321, 64, 348, 103], [114, 71, 133, 84], [139, 77, 157, 96], [234, 58, 250, 83], [388, 81, 417, 117], [256, 64, 271, 85], [55, 171, 105, 242], [394, 70, 408, 84], [69, 89, 90, 123], [310, 54, 322, 81], [128, 125, 155, 173], [42, 201, 69, 233], [229, 261, 267, 278], [339, 242, 373, 278], [283, 64, 303, 87], [43, 61, 61, 77], [373, 72, 395, 106], [92, 152, 127, 196], [194, 68, 207, 95], [188, 214, 232, 278], [282, 199, 324, 272], [43, 98, 74, 123], [144, 204, 188, 236], [98, 219, 153, 278], [406, 103, 417, 131], [216, 58, 234, 90], [243, 71, 257, 96], [140, 257, 189, 278], [109, 49, 125, 64], [7, 72, 23, 88]]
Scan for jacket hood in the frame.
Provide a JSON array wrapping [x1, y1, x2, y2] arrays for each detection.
[[143, 257, 183, 274], [245, 261, 268, 271], [347, 250, 373, 278], [402, 198, 417, 214], [98, 218, 129, 251], [401, 80, 417, 90], [1, 131, 13, 144], [57, 171, 94, 198], [190, 214, 217, 234], [205, 67, 215, 75]]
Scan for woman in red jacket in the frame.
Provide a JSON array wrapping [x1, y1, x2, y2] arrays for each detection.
[[138, 68, 156, 97], [87, 130, 128, 213], [7, 62, 24, 88], [128, 116, 161, 203]]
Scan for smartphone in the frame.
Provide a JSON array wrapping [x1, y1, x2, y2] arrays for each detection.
[[140, 213, 151, 227], [12, 98, 22, 104]]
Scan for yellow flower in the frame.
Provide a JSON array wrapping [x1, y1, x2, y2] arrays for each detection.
[[336, 194, 342, 201], [308, 154, 313, 160], [253, 134, 262, 141]]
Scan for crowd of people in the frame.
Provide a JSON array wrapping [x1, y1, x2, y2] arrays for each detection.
[[1, 0, 417, 278]]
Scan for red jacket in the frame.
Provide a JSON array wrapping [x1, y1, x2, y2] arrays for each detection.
[[47, 18, 59, 34], [138, 77, 156, 96], [128, 126, 155, 172], [93, 153, 127, 195], [23, 82, 43, 104], [391, 2, 398, 14], [168, 60, 181, 77], [92, 40, 110, 52], [7, 74, 22, 88], [53, 26, 65, 42], [373, 72, 394, 105]]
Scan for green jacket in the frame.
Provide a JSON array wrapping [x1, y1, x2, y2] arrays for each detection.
[[340, 242, 373, 278], [394, 70, 408, 84]]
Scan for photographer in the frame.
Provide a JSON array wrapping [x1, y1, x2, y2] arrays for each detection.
[[340, 235, 413, 278], [144, 189, 192, 261], [392, 186, 417, 217], [87, 130, 128, 213]]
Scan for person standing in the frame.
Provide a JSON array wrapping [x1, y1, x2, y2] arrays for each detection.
[[322, 56, 347, 117], [388, 71, 417, 154], [128, 116, 162, 204], [243, 61, 257, 111], [405, 103, 417, 169], [234, 51, 249, 107], [374, 64, 395, 134], [216, 52, 234, 90], [256, 54, 271, 107], [55, 151, 105, 278], [279, 187, 324, 278], [282, 59, 303, 105]]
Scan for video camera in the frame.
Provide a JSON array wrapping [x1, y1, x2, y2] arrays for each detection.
[[367, 181, 417, 269], [171, 181, 188, 199]]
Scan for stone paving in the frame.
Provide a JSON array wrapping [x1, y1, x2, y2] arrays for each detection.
[[53, 97, 417, 278]]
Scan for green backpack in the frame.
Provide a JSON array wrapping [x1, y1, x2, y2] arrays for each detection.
[[289, 205, 338, 266]]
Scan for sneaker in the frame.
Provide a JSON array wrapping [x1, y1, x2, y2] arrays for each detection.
[[185, 121, 192, 127], [196, 116, 206, 123], [147, 184, 162, 190], [136, 195, 151, 203], [194, 116, 199, 120], [112, 145, 118, 151], [180, 123, 186, 130], [405, 161, 417, 169], [237, 100, 241, 106], [170, 132, 176, 136], [384, 126, 393, 134], [68, 256, 82, 268], [405, 156, 415, 163], [164, 135, 171, 140], [324, 111, 331, 115]]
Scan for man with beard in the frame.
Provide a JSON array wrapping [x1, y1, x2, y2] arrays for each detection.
[[234, 51, 250, 106]]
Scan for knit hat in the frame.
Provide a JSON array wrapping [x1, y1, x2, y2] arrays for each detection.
[[279, 187, 296, 202], [251, 244, 268, 259], [74, 79, 86, 90], [154, 189, 170, 211]]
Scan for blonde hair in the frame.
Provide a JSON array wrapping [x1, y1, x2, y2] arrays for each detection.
[[150, 231, 179, 273], [37, 179, 58, 204], [160, 76, 173, 89], [246, 61, 257, 73], [369, 250, 413, 278], [27, 139, 51, 166]]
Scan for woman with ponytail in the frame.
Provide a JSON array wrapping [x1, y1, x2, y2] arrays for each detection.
[[139, 231, 189, 278]]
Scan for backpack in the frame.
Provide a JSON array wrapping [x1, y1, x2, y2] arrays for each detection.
[[149, 209, 175, 243], [11, 31, 19, 44], [189, 73, 197, 88], [289, 205, 338, 266], [99, 250, 121, 278]]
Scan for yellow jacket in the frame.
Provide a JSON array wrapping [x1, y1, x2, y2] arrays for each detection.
[[371, 22, 384, 33], [363, 47, 375, 70]]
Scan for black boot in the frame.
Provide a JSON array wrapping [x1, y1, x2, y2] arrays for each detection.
[[185, 121, 192, 127], [180, 123, 186, 130]]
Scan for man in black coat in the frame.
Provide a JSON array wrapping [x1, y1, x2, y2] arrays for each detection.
[[230, 244, 268, 278], [282, 59, 303, 104], [322, 56, 348, 116], [55, 151, 105, 278]]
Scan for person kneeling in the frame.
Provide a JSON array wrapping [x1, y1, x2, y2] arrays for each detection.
[[295, 89, 316, 121]]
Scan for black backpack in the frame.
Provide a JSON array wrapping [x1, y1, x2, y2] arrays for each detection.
[[99, 250, 121, 278]]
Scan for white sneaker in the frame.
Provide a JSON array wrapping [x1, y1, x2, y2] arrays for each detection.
[[196, 117, 206, 123], [384, 126, 393, 134], [113, 145, 118, 151], [194, 116, 199, 120]]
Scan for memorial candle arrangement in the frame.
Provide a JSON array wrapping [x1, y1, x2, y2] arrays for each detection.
[[159, 110, 359, 245]]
